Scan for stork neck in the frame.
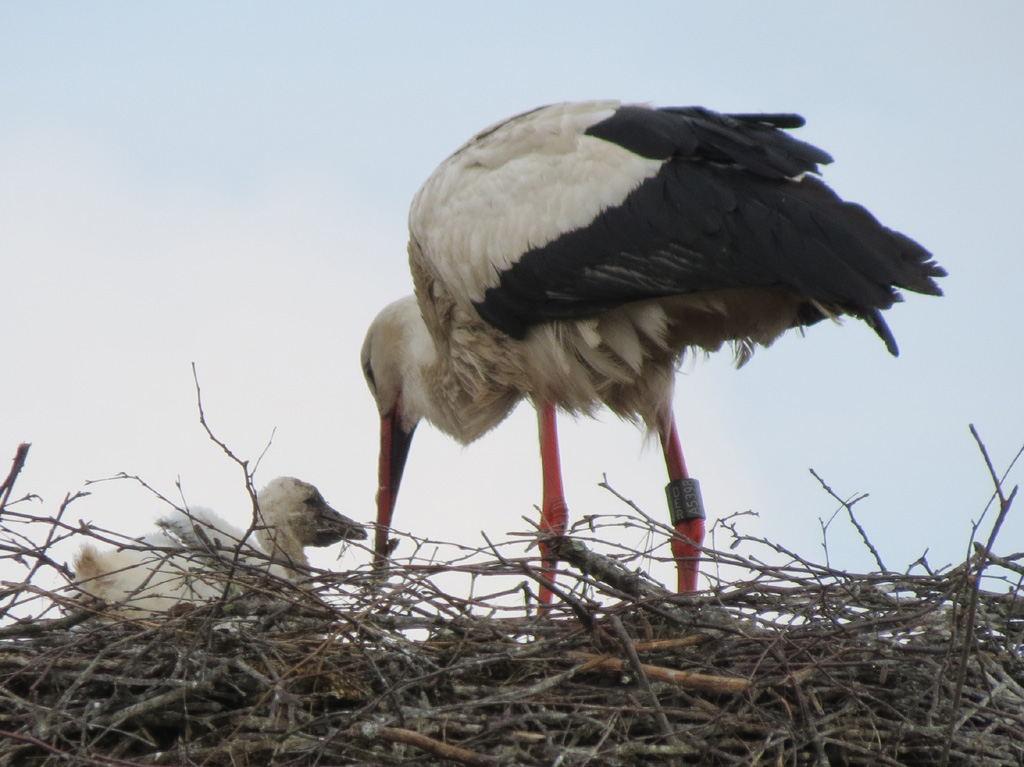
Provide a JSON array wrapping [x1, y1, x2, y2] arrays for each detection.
[[401, 320, 519, 445], [254, 525, 310, 576]]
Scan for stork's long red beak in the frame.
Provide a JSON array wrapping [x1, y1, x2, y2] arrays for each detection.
[[376, 407, 416, 564]]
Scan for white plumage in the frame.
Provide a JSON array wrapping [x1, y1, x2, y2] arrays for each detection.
[[73, 477, 365, 616], [410, 102, 663, 304], [362, 100, 945, 601]]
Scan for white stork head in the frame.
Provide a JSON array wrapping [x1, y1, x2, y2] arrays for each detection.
[[253, 476, 366, 569], [361, 296, 429, 558], [360, 297, 434, 433]]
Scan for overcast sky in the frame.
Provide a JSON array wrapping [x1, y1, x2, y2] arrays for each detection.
[[2, 3, 1022, 595]]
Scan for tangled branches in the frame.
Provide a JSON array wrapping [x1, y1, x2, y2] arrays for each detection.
[[1, 439, 1022, 767]]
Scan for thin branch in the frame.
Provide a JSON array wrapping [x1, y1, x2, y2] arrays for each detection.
[[191, 362, 250, 474], [969, 423, 1018, 560], [939, 425, 1020, 767], [349, 723, 500, 767], [0, 443, 31, 514], [810, 467, 886, 572], [610, 615, 680, 755]]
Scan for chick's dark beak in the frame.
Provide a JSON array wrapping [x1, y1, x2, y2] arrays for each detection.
[[311, 500, 367, 547]]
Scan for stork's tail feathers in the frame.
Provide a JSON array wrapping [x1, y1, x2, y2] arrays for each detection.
[[889, 228, 946, 297], [73, 544, 113, 587], [862, 307, 900, 357]]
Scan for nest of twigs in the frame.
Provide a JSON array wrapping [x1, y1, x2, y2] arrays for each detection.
[[1, 441, 1023, 767]]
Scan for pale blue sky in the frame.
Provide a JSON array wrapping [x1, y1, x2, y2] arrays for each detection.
[[2, 3, 1022, 592]]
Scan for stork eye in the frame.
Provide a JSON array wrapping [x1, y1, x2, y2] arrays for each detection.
[[363, 358, 377, 391]]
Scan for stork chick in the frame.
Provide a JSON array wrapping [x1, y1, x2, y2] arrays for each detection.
[[73, 477, 366, 616]]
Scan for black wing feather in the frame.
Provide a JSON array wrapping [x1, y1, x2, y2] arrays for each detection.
[[473, 106, 945, 353]]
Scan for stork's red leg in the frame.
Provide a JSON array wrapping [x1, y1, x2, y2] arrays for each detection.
[[537, 401, 568, 604], [660, 414, 705, 592]]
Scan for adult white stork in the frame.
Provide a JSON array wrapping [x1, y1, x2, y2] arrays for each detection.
[[361, 100, 945, 602]]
